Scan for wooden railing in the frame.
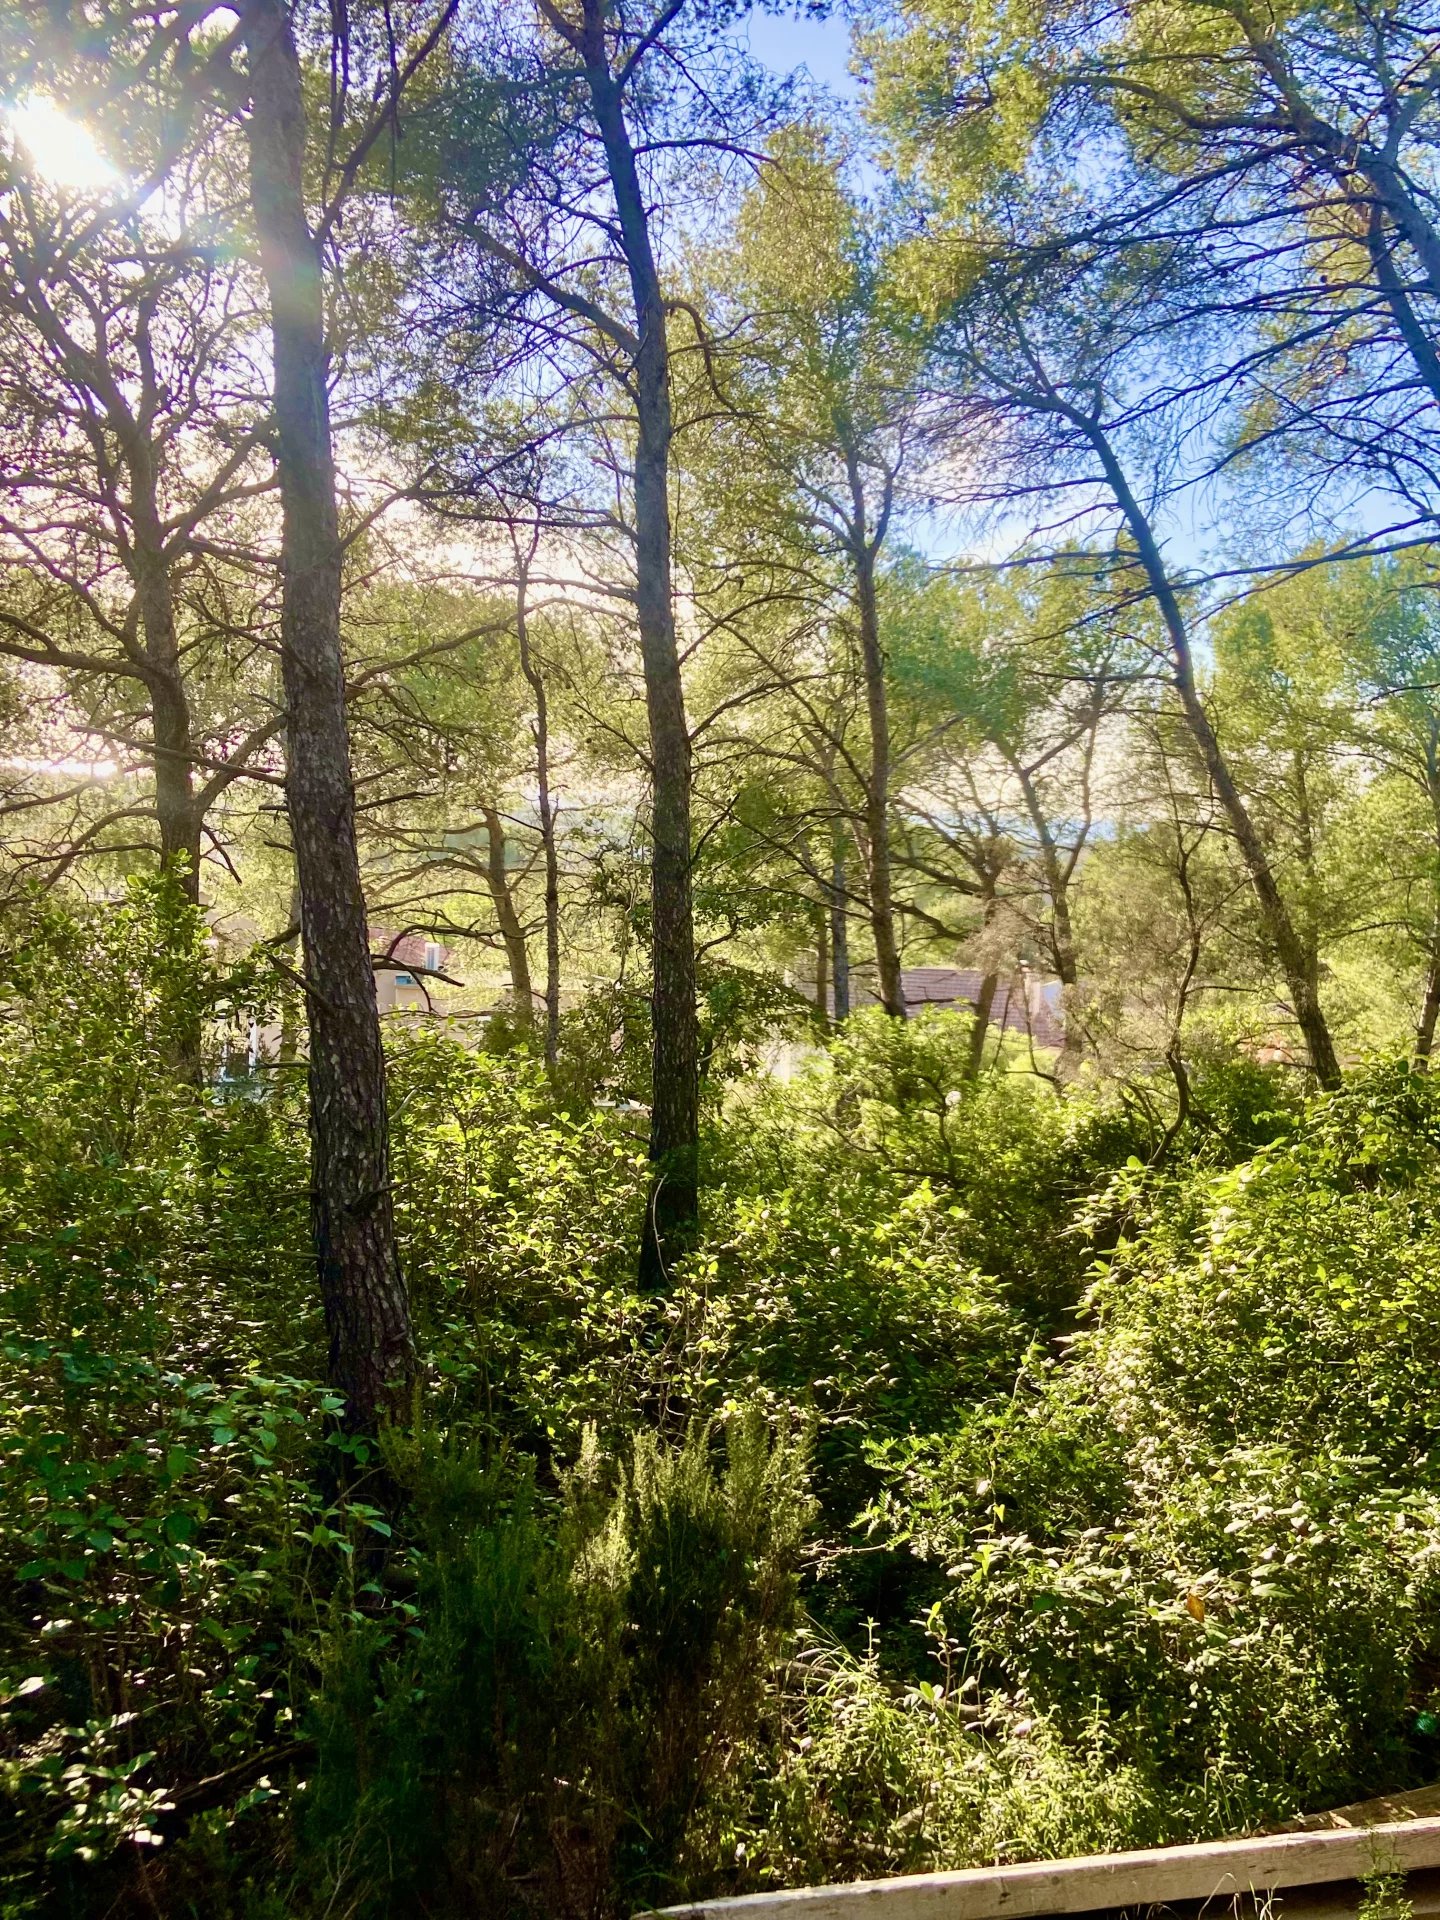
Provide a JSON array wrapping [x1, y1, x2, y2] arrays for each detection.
[[640, 1811, 1440, 1920]]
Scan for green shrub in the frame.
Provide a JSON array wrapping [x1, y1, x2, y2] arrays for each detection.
[[301, 1409, 814, 1918], [0, 881, 308, 1368], [711, 1009, 1147, 1314], [10, 895, 1440, 1914], [734, 1627, 1167, 1888], [386, 1033, 652, 1455], [864, 1063, 1440, 1837]]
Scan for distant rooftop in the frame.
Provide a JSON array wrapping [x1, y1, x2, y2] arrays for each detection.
[[838, 966, 1066, 1050]]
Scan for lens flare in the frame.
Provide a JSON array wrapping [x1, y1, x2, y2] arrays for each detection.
[[7, 96, 118, 193]]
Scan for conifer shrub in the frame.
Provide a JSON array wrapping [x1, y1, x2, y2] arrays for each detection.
[[300, 1410, 814, 1917]]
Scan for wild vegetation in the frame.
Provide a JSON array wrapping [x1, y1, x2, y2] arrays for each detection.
[[5, 0, 1440, 1914]]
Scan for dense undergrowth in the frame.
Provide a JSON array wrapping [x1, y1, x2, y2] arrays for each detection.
[[4, 887, 1440, 1917]]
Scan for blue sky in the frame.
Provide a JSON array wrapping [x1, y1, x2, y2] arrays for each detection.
[[744, 7, 860, 101]]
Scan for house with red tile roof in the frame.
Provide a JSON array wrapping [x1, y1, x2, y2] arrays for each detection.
[[369, 930, 451, 1014]]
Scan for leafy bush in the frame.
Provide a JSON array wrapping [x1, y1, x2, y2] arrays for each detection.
[[9, 899, 1440, 1915], [735, 1626, 1167, 1888], [864, 1063, 1440, 1840], [387, 1033, 652, 1455], [0, 881, 308, 1368], [712, 1009, 1147, 1314], [0, 888, 334, 1913]]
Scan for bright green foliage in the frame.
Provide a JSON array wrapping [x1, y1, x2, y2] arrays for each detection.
[[8, 909, 1440, 1913], [0, 881, 306, 1365], [712, 1010, 1145, 1305], [0, 887, 345, 1906], [386, 1033, 650, 1453], [863, 1066, 1440, 1845], [739, 1633, 1167, 1883]]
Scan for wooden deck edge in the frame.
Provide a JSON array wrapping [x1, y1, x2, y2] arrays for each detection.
[[639, 1812, 1440, 1920], [1280, 1784, 1440, 1832]]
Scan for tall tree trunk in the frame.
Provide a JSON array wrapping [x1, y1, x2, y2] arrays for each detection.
[[514, 553, 562, 1067], [135, 560, 201, 904], [481, 804, 535, 1027], [1073, 410, 1342, 1088], [967, 969, 1000, 1078], [830, 821, 851, 1022], [581, 19, 698, 1286], [1417, 739, 1440, 1064], [130, 421, 204, 1076], [243, 0, 413, 1429], [1014, 762, 1082, 1075], [814, 904, 830, 1021], [1289, 750, 1327, 1060], [796, 830, 830, 1019], [847, 483, 904, 1017], [128, 296, 204, 915], [964, 886, 1002, 1081], [136, 568, 203, 1076]]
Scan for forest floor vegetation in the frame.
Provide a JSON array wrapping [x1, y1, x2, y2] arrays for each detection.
[[3, 888, 1440, 1917]]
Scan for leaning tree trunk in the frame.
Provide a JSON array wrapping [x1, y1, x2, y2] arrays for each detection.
[[1076, 413, 1342, 1088], [481, 804, 535, 1027], [967, 969, 1000, 1078], [584, 31, 698, 1287], [1182, 677, 1340, 1084], [243, 0, 414, 1429]]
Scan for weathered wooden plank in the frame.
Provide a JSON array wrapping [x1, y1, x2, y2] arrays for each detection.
[[640, 1812, 1440, 1920], [1282, 1784, 1440, 1832]]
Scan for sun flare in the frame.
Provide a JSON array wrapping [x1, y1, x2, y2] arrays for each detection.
[[7, 95, 118, 193]]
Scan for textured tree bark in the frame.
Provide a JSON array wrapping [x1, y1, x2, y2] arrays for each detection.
[[830, 822, 851, 1023], [134, 553, 201, 903], [243, 0, 414, 1428], [847, 491, 904, 1019], [1181, 678, 1340, 1085], [514, 559, 562, 1066], [481, 804, 535, 1027], [579, 12, 698, 1286], [133, 477, 203, 1076], [1014, 762, 1082, 1076], [1416, 740, 1440, 1064], [128, 302, 204, 911]]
